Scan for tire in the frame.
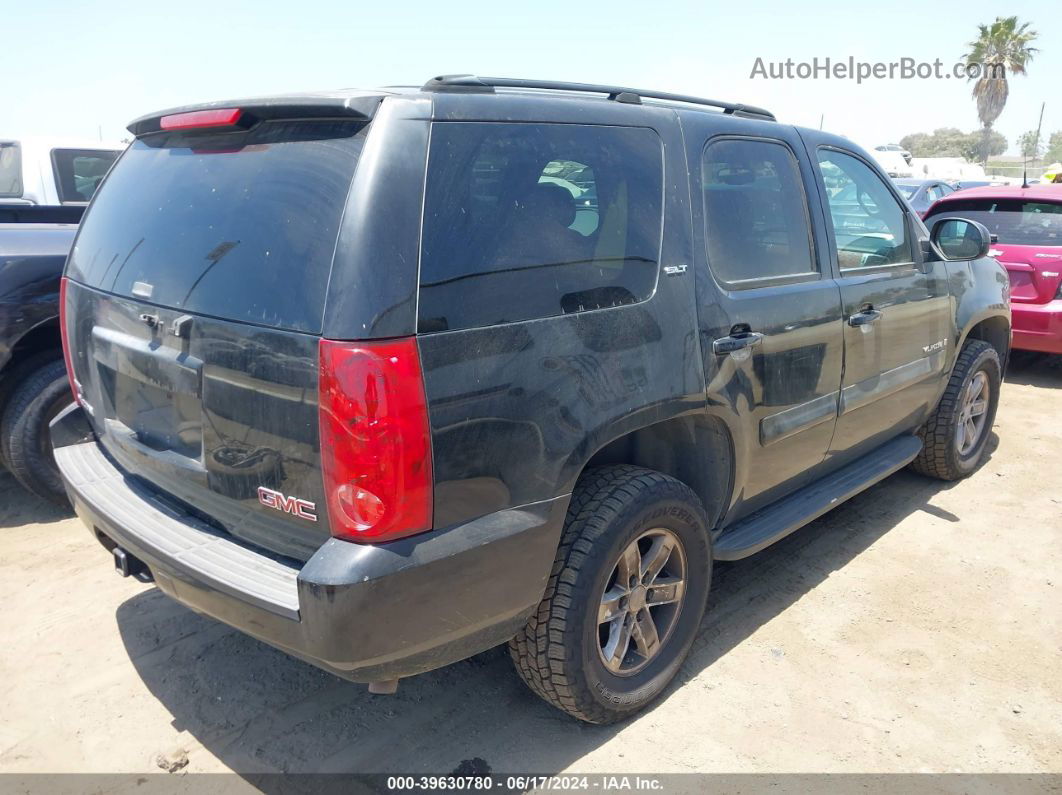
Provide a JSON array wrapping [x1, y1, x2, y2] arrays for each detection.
[[0, 351, 64, 471], [1, 358, 73, 505], [909, 339, 1001, 481], [509, 465, 711, 724]]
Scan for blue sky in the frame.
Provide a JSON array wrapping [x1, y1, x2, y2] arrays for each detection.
[[4, 0, 1058, 155]]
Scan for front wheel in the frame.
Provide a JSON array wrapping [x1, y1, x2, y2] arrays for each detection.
[[509, 466, 711, 724], [909, 339, 1001, 481]]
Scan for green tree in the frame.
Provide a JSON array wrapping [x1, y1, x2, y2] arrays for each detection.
[[901, 128, 968, 157], [963, 16, 1039, 166], [899, 132, 932, 156], [1045, 131, 1062, 164], [900, 128, 1005, 161], [961, 130, 1007, 164], [1018, 130, 1045, 160]]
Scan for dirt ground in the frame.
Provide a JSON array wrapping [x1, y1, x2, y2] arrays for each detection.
[[1, 353, 1060, 779]]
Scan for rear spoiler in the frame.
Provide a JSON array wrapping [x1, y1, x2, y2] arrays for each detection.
[[127, 94, 387, 137]]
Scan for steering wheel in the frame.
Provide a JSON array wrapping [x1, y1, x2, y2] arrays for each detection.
[[855, 185, 882, 217]]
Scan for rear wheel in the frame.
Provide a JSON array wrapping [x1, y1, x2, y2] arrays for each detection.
[[509, 466, 711, 723], [1, 358, 73, 505], [0, 352, 63, 471], [910, 339, 1001, 481]]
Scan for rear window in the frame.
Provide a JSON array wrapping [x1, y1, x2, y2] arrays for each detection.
[[0, 142, 21, 198], [67, 120, 367, 333], [51, 148, 120, 202], [926, 199, 1062, 247], [418, 122, 663, 333]]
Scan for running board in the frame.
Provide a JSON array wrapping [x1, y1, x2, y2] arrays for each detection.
[[714, 435, 922, 561]]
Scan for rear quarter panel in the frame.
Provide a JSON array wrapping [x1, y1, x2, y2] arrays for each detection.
[[415, 102, 707, 529]]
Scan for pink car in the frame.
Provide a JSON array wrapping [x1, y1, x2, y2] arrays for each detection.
[[925, 185, 1062, 354]]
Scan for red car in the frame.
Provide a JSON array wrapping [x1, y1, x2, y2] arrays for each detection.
[[925, 185, 1062, 354]]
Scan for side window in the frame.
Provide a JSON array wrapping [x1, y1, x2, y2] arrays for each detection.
[[938, 183, 954, 196], [925, 185, 943, 203], [419, 123, 663, 333], [701, 138, 815, 285], [0, 142, 22, 198], [817, 149, 914, 269], [51, 148, 120, 202]]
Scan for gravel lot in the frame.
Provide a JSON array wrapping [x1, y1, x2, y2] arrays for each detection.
[[1, 353, 1060, 778]]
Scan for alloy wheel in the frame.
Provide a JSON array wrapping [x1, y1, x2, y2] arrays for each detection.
[[597, 528, 687, 676], [955, 370, 990, 457]]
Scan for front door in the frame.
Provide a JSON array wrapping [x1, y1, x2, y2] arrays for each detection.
[[805, 142, 951, 458], [687, 125, 845, 519]]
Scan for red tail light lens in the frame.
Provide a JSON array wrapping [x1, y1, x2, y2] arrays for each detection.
[[318, 338, 433, 543], [58, 276, 79, 402], [160, 108, 243, 131]]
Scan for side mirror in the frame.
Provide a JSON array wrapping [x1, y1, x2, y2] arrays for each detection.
[[928, 216, 992, 262]]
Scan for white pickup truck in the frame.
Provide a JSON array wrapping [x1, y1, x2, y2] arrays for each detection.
[[1, 137, 124, 213]]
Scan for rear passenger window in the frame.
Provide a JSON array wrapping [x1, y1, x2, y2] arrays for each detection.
[[701, 138, 816, 285], [418, 123, 663, 333], [52, 148, 121, 202], [816, 149, 914, 268]]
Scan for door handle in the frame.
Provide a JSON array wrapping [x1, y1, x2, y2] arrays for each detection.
[[713, 330, 764, 355], [847, 308, 882, 327]]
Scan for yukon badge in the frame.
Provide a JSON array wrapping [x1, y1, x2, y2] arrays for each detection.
[[923, 338, 947, 354], [257, 487, 318, 522]]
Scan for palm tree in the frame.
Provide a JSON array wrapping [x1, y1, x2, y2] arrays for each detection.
[[964, 16, 1039, 166]]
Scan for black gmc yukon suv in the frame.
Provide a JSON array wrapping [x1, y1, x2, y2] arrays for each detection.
[[54, 76, 1010, 723]]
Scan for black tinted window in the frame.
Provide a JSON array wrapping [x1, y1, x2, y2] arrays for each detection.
[[68, 120, 367, 333], [925, 199, 1062, 247], [0, 142, 21, 198], [817, 149, 913, 268], [52, 148, 121, 202], [418, 123, 663, 333], [701, 138, 815, 284]]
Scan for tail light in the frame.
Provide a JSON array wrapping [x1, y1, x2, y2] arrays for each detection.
[[318, 338, 433, 543], [58, 277, 79, 402]]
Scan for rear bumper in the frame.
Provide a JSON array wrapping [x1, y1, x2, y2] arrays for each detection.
[[52, 405, 566, 682], [1012, 300, 1062, 354]]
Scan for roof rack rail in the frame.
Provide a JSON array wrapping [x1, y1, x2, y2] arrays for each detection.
[[421, 75, 775, 121]]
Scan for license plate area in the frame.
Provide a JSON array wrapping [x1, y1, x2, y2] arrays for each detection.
[[91, 325, 204, 461]]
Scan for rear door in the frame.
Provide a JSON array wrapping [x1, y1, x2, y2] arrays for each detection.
[[64, 117, 371, 560], [805, 141, 951, 458], [684, 119, 845, 516]]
